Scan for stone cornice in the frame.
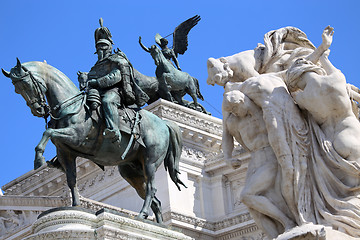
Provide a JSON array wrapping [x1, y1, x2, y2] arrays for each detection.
[[204, 146, 250, 175], [145, 99, 223, 137], [77, 165, 119, 195], [75, 196, 142, 219], [26, 202, 193, 240], [165, 211, 263, 240], [216, 224, 263, 240], [0, 195, 65, 209], [146, 100, 224, 154], [2, 166, 64, 196], [164, 211, 254, 232]]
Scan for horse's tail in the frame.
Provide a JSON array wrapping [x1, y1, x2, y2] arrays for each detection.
[[193, 77, 204, 101], [164, 120, 187, 191]]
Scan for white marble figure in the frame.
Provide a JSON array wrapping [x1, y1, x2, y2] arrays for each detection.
[[285, 26, 360, 167], [223, 73, 310, 235], [0, 216, 7, 234], [222, 90, 296, 238], [207, 26, 315, 86], [208, 26, 360, 239]]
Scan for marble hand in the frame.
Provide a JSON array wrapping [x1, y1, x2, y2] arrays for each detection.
[[321, 26, 334, 49]]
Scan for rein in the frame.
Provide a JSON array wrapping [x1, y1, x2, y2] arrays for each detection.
[[49, 91, 86, 121], [27, 71, 51, 126], [20, 69, 86, 126], [13, 70, 49, 112]]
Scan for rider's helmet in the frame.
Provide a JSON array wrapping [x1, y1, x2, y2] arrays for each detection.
[[94, 18, 114, 47], [94, 18, 113, 59]]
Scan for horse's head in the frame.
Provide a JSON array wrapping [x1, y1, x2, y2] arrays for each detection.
[[77, 71, 88, 91], [2, 59, 48, 117], [149, 45, 163, 66], [206, 57, 233, 87]]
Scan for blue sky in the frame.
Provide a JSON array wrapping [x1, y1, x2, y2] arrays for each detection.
[[1, 0, 359, 189]]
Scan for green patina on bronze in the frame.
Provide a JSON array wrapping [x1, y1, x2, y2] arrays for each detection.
[[139, 15, 209, 113], [2, 18, 187, 224]]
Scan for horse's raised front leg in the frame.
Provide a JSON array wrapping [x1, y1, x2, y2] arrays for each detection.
[[35, 127, 79, 169]]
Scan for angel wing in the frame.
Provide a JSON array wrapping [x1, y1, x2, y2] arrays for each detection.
[[173, 15, 201, 56]]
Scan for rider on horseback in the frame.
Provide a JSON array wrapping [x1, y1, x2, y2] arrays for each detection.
[[86, 19, 149, 143]]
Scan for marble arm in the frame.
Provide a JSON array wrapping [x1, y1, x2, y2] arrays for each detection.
[[222, 111, 234, 160], [318, 53, 339, 75], [306, 26, 334, 64], [221, 111, 244, 169]]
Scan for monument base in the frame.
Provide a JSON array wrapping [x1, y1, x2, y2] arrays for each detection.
[[24, 207, 193, 240], [276, 223, 359, 240]]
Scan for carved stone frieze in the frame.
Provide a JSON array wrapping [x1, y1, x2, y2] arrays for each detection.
[[0, 210, 39, 237], [181, 146, 208, 165], [2, 166, 59, 196], [24, 231, 95, 240], [216, 225, 264, 240], [167, 211, 254, 232], [213, 213, 252, 231], [145, 99, 223, 136], [76, 197, 140, 219], [78, 166, 118, 193], [0, 196, 65, 239]]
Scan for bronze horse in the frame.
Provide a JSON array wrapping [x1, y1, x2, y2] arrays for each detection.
[[149, 45, 204, 109], [2, 59, 186, 223]]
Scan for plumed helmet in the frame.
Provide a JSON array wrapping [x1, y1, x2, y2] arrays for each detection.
[[155, 33, 168, 46], [94, 18, 114, 47]]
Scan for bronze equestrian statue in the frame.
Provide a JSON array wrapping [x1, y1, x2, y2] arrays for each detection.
[[2, 19, 186, 224]]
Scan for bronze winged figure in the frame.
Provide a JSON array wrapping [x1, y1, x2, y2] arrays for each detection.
[[139, 15, 201, 70]]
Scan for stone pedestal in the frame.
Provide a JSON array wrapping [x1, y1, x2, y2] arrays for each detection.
[[24, 207, 193, 240], [276, 223, 359, 240]]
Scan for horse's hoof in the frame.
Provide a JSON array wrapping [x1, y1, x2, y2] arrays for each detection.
[[34, 157, 46, 170], [137, 212, 148, 220], [155, 216, 163, 224]]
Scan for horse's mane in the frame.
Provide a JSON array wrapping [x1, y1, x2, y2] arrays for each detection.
[[23, 61, 79, 94]]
